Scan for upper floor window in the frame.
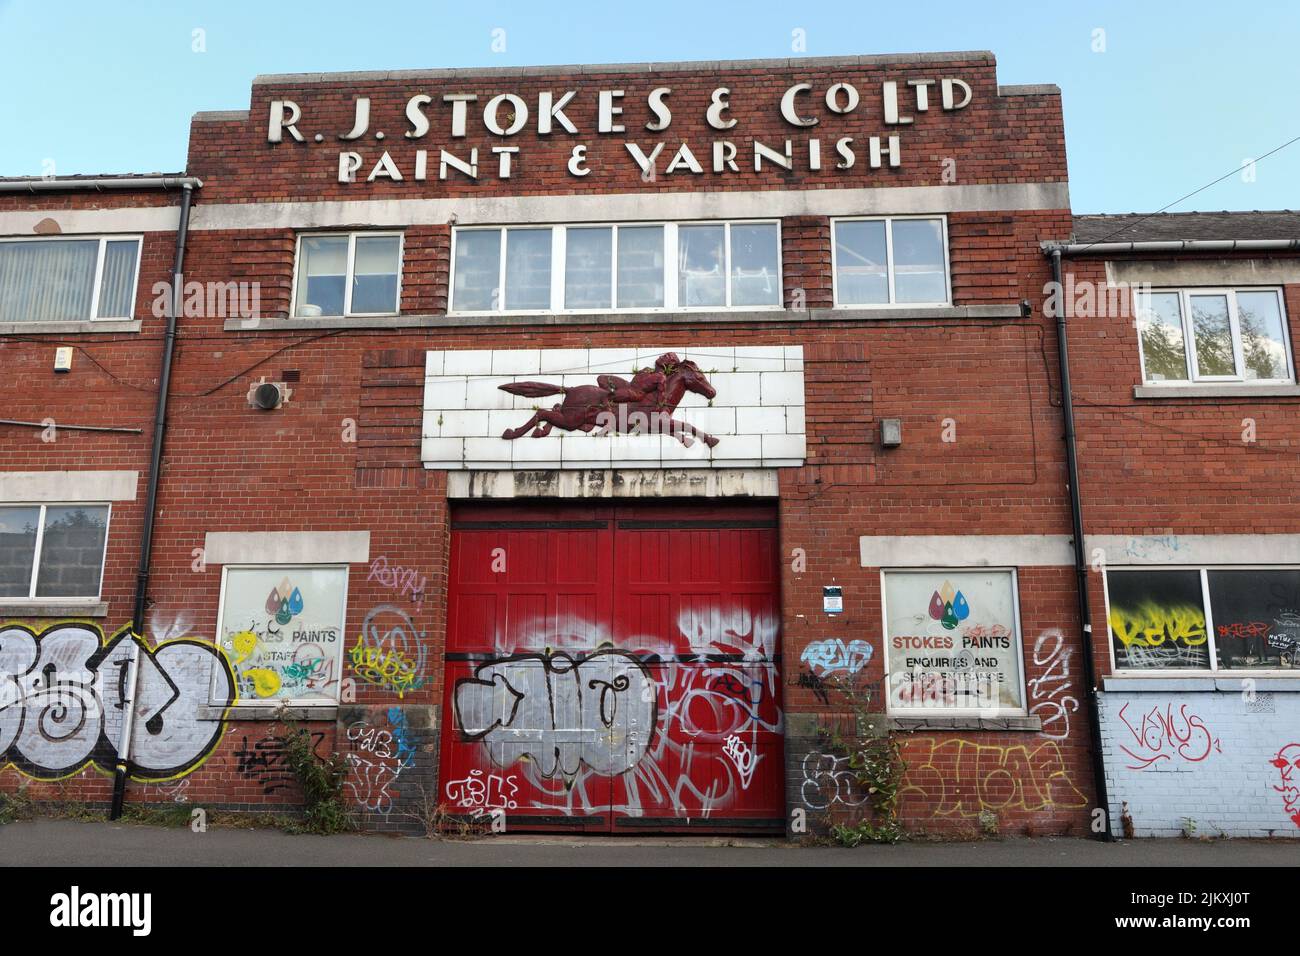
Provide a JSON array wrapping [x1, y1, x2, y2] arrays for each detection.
[[0, 504, 110, 600], [1136, 287, 1294, 384], [0, 236, 142, 323], [449, 221, 782, 314], [832, 216, 950, 307], [293, 232, 403, 318]]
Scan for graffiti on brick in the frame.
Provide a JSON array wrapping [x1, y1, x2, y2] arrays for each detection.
[[345, 708, 417, 814], [349, 604, 427, 698], [367, 555, 428, 607], [235, 731, 326, 794], [1269, 743, 1300, 829], [0, 622, 234, 781], [800, 638, 873, 676], [800, 752, 869, 810], [1027, 629, 1078, 740], [899, 738, 1088, 817], [1116, 701, 1221, 771]]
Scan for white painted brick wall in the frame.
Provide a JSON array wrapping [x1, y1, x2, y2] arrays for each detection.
[[1099, 690, 1300, 837], [422, 346, 807, 470]]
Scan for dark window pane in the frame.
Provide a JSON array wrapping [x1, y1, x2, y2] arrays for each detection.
[[296, 236, 348, 317], [0, 239, 98, 322], [1236, 291, 1290, 381], [729, 223, 781, 307], [1107, 570, 1210, 669], [891, 218, 947, 303], [34, 506, 108, 598], [1190, 294, 1235, 377], [0, 506, 40, 597], [1136, 292, 1189, 382], [1208, 569, 1300, 669], [504, 228, 552, 310], [350, 236, 401, 314], [97, 239, 141, 318], [564, 227, 612, 309]]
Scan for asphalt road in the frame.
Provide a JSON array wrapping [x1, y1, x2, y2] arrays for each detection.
[[2, 819, 1297, 866]]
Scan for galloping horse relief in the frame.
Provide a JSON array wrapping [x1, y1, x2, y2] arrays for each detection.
[[498, 352, 721, 448]]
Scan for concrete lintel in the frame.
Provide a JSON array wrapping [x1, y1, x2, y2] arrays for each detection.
[[447, 468, 780, 499], [1133, 384, 1300, 399], [0, 602, 109, 619], [0, 320, 142, 336], [1090, 533, 1300, 565], [203, 530, 371, 565], [0, 470, 139, 503], [860, 534, 1074, 568]]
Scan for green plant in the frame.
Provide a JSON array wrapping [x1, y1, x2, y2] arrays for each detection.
[[0, 789, 34, 825], [277, 723, 357, 835], [816, 675, 908, 845]]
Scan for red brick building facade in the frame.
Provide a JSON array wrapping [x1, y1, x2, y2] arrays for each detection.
[[1, 51, 1294, 838]]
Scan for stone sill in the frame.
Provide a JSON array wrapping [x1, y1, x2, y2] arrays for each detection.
[[0, 320, 141, 335], [200, 704, 339, 721], [876, 715, 1042, 732], [1134, 384, 1300, 399], [225, 304, 1024, 332], [0, 601, 108, 618], [1103, 676, 1300, 692]]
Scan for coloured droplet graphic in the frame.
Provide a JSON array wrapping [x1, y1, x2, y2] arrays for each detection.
[[275, 601, 292, 626], [953, 590, 970, 621], [265, 588, 281, 615], [288, 587, 304, 615], [939, 580, 956, 605], [941, 601, 959, 630], [929, 591, 946, 621]]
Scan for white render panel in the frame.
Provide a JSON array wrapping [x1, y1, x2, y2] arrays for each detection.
[[203, 531, 370, 564], [423, 346, 806, 470], [0, 470, 139, 503]]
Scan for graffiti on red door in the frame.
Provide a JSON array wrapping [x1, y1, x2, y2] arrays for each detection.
[[446, 606, 782, 821]]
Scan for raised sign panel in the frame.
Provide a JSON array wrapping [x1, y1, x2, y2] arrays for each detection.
[[422, 346, 806, 470]]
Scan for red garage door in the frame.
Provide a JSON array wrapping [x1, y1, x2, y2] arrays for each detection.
[[440, 502, 784, 833]]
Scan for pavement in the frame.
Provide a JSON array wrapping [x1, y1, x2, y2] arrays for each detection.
[[2, 819, 1297, 866]]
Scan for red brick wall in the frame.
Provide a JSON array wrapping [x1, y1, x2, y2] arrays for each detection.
[[0, 56, 1099, 836]]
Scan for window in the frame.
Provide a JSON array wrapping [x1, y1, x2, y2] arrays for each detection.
[[450, 221, 781, 314], [832, 217, 949, 306], [0, 504, 109, 600], [1136, 288, 1294, 384], [293, 233, 402, 318], [881, 569, 1026, 713], [0, 236, 142, 323], [215, 565, 349, 704], [1106, 567, 1300, 671]]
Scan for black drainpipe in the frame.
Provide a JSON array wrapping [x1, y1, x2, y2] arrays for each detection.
[[1048, 247, 1113, 841], [109, 182, 195, 820]]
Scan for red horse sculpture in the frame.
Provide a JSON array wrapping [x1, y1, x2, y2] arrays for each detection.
[[499, 352, 720, 447]]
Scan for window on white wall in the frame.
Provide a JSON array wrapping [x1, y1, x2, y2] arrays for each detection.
[[214, 565, 348, 704], [293, 232, 402, 318], [0, 504, 109, 600], [1135, 288, 1294, 384], [832, 217, 950, 307], [881, 568, 1026, 713], [0, 236, 142, 323], [450, 221, 781, 314], [1107, 567, 1300, 672]]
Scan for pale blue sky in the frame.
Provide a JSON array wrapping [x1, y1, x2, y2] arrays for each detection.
[[1, 0, 1296, 213]]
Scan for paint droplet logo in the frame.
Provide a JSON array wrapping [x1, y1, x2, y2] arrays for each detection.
[[928, 580, 970, 630], [265, 577, 305, 625]]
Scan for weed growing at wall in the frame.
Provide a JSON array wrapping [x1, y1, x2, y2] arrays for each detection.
[[0, 789, 34, 825], [277, 723, 357, 835], [816, 676, 908, 845]]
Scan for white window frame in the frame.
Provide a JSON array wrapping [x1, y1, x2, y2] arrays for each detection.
[[879, 566, 1029, 717], [1136, 287, 1295, 385], [1104, 565, 1300, 677], [0, 502, 111, 602], [0, 234, 144, 322], [212, 563, 350, 707], [830, 215, 952, 308], [290, 231, 405, 318], [447, 220, 784, 315]]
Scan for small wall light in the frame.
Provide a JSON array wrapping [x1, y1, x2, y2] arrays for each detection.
[[881, 418, 903, 448]]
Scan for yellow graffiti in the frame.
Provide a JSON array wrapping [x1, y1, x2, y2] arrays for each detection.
[[1109, 603, 1208, 648], [900, 738, 1088, 818], [244, 668, 282, 698], [349, 635, 423, 698], [230, 630, 258, 664]]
